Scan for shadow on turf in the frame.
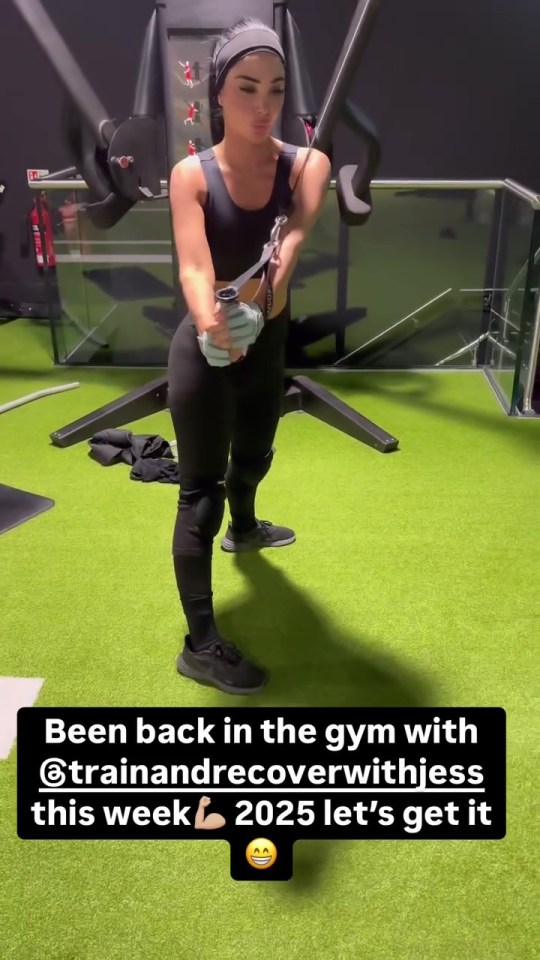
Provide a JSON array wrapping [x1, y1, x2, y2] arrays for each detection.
[[319, 371, 539, 456], [211, 549, 436, 894]]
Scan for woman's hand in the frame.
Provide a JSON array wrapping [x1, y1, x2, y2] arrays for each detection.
[[196, 301, 233, 350]]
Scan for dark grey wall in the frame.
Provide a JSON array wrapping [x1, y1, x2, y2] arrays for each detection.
[[329, 0, 540, 181], [1, 0, 540, 309]]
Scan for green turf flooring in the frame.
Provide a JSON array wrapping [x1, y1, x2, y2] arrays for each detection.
[[0, 321, 539, 959]]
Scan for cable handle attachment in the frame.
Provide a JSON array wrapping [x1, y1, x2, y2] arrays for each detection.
[[215, 214, 289, 304], [215, 285, 239, 306], [270, 214, 288, 244]]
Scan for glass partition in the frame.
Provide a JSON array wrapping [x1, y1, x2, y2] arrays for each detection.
[[483, 192, 540, 412], [42, 187, 180, 365], [33, 177, 540, 416], [333, 185, 498, 370], [508, 210, 540, 414]]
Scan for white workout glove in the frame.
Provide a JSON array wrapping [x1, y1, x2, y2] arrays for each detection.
[[197, 332, 234, 367], [223, 301, 265, 349], [197, 301, 265, 367]]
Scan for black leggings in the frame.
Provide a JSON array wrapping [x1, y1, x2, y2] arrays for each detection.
[[167, 309, 288, 647]]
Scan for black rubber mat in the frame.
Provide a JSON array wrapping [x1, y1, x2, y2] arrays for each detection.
[[143, 305, 182, 339], [0, 484, 54, 535], [83, 267, 176, 301]]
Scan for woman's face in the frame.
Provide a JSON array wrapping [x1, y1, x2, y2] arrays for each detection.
[[218, 52, 286, 143]]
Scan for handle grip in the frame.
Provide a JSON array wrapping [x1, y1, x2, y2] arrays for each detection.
[[215, 285, 239, 306]]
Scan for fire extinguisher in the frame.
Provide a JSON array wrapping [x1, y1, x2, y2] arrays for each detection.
[[29, 192, 56, 270]]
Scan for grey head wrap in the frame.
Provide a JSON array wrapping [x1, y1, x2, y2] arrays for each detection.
[[214, 24, 285, 92]]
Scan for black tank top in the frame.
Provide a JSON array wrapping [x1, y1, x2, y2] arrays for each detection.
[[197, 142, 298, 281]]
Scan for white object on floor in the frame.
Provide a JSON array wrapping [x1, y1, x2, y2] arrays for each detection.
[[0, 677, 44, 759], [0, 382, 80, 414]]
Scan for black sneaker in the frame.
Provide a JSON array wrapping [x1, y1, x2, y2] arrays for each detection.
[[177, 635, 268, 695], [221, 519, 296, 553]]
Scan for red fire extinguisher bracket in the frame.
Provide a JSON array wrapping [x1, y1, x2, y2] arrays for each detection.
[[30, 194, 56, 269]]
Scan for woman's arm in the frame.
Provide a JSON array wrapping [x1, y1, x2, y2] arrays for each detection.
[[169, 159, 234, 352], [253, 148, 332, 317]]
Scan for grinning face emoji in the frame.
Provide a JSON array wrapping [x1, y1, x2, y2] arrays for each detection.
[[245, 838, 277, 870]]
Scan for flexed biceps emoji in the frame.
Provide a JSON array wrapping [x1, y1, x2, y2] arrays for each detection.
[[194, 796, 226, 831]]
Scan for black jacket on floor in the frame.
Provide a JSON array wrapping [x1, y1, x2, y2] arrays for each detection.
[[88, 429, 179, 483]]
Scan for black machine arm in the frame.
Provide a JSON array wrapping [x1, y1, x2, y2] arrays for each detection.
[[337, 97, 381, 225], [277, 0, 383, 225], [11, 0, 112, 150], [313, 0, 383, 225], [10, 0, 164, 228], [281, 10, 318, 145]]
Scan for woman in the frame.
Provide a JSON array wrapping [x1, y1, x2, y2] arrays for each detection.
[[167, 17, 331, 696]]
